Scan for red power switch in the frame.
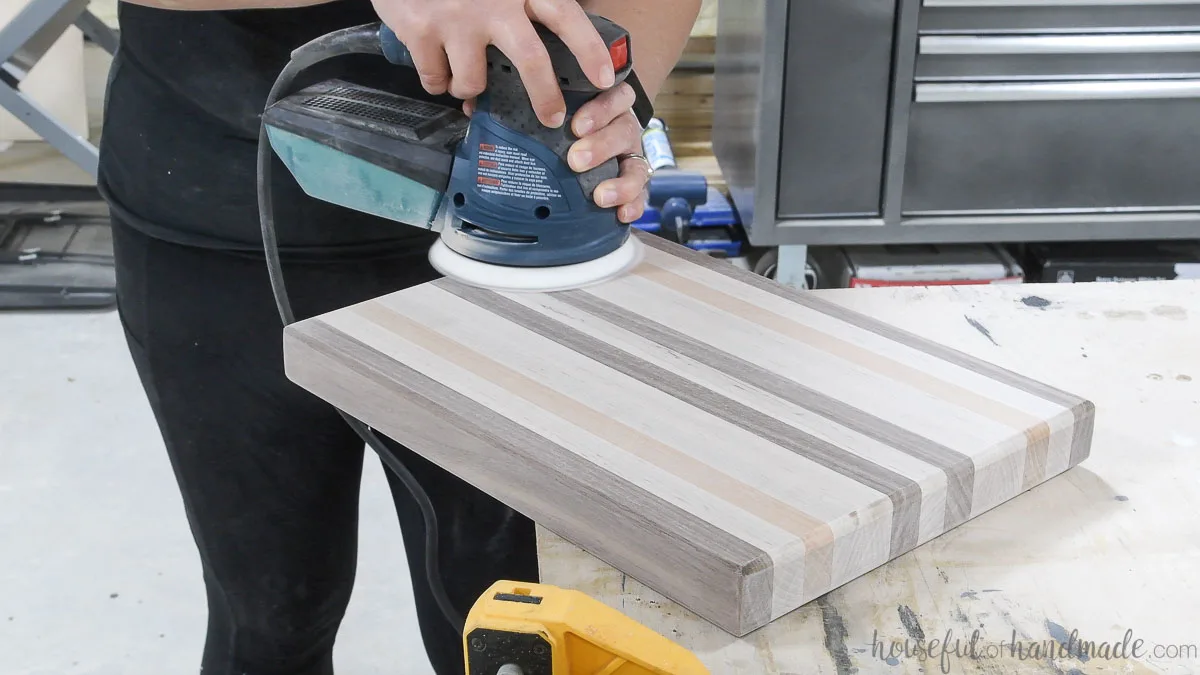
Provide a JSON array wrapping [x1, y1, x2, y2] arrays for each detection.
[[609, 35, 628, 71]]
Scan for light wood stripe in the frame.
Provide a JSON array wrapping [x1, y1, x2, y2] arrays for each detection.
[[967, 433, 1027, 519], [551, 288, 977, 532], [1041, 419, 1078, 481], [438, 281, 927, 559]]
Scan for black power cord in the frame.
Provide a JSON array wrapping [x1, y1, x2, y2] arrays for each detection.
[[256, 23, 465, 634]]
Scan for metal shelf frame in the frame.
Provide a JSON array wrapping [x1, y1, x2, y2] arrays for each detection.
[[0, 0, 117, 178]]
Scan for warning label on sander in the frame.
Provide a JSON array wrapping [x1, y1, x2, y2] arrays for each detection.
[[476, 143, 563, 201]]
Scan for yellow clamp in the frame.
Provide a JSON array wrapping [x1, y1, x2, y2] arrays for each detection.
[[464, 580, 710, 675]]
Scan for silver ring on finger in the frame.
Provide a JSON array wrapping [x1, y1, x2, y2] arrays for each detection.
[[617, 152, 654, 176]]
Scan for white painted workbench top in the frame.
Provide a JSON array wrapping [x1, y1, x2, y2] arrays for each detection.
[[537, 278, 1200, 675]]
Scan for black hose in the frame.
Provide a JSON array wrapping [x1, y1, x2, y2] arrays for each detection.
[[256, 23, 466, 634]]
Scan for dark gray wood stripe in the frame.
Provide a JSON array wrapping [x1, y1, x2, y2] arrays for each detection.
[[1068, 400, 1096, 467], [287, 320, 771, 630], [637, 233, 1089, 412], [556, 289, 976, 531], [439, 281, 922, 558]]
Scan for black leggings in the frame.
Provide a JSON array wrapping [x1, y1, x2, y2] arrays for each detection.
[[110, 216, 539, 675]]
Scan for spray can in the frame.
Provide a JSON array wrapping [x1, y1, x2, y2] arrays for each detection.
[[641, 118, 677, 171]]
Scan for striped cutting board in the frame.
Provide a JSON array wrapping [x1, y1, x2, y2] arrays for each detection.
[[283, 233, 1095, 636]]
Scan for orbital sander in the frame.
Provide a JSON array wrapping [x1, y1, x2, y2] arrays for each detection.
[[259, 15, 654, 293]]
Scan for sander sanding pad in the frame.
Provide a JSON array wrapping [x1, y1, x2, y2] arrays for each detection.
[[428, 235, 645, 294]]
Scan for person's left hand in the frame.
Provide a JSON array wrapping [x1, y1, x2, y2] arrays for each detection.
[[566, 82, 650, 223]]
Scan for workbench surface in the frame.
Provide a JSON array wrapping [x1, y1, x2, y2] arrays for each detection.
[[536, 278, 1200, 675]]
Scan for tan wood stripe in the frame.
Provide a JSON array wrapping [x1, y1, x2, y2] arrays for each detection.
[[1023, 423, 1052, 489], [351, 300, 837, 584], [633, 261, 1054, 482]]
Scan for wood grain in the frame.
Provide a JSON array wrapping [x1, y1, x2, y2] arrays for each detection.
[[282, 233, 1095, 636]]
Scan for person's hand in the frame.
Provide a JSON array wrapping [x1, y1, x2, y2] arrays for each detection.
[[371, 0, 615, 127], [568, 82, 650, 223]]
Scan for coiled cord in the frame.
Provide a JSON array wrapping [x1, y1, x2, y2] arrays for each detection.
[[256, 22, 465, 634]]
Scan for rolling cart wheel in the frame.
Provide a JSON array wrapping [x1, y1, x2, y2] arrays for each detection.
[[752, 247, 822, 289], [752, 248, 778, 279]]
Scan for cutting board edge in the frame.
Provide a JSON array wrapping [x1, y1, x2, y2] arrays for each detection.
[[279, 258, 1103, 638], [281, 317, 768, 635]]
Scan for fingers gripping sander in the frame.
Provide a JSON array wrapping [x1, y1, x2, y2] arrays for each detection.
[[262, 16, 654, 292]]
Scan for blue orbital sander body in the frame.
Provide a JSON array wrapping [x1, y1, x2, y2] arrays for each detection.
[[260, 15, 654, 293]]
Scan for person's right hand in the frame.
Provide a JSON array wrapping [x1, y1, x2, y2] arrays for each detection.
[[371, 0, 617, 128]]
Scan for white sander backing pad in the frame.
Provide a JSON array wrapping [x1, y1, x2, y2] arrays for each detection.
[[428, 235, 645, 294]]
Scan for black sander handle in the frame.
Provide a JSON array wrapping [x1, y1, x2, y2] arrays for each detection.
[[379, 18, 653, 125]]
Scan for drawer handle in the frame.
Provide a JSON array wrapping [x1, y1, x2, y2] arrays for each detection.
[[921, 34, 1200, 54], [915, 80, 1200, 101], [925, 0, 1200, 6]]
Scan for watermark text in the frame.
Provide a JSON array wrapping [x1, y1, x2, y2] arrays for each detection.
[[871, 628, 1197, 673]]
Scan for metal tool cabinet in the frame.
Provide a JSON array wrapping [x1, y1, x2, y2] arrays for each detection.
[[713, 0, 1200, 281]]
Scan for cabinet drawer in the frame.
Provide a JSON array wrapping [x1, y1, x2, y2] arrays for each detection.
[[920, 0, 1200, 33], [917, 33, 1200, 79], [776, 0, 895, 218], [902, 80, 1200, 214]]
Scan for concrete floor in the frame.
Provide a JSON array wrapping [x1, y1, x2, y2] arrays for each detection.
[[1, 14, 436, 675], [3, 311, 435, 675]]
